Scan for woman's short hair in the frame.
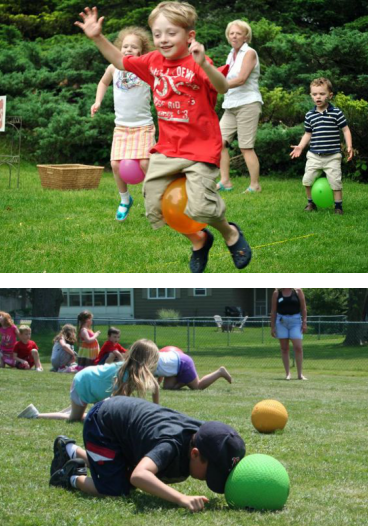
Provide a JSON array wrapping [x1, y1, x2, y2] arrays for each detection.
[[225, 20, 252, 44]]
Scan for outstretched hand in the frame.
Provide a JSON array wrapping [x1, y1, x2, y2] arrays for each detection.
[[74, 6, 104, 39], [290, 145, 302, 159]]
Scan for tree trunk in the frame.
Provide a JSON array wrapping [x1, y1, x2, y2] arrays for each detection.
[[31, 289, 64, 333], [343, 289, 368, 345]]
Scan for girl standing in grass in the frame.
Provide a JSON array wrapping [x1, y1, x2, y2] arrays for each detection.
[[91, 26, 155, 221], [18, 339, 160, 421], [77, 311, 100, 369], [0, 311, 20, 368]]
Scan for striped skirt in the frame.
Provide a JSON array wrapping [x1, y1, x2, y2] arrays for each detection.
[[110, 124, 156, 161]]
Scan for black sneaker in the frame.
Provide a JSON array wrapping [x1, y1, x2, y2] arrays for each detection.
[[227, 222, 252, 269], [49, 459, 87, 490], [50, 435, 77, 476], [189, 229, 214, 273]]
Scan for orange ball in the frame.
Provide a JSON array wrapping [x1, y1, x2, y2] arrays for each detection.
[[251, 400, 288, 433], [162, 177, 207, 234]]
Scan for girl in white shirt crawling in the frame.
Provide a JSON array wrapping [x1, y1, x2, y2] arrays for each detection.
[[91, 27, 156, 221], [156, 346, 232, 390]]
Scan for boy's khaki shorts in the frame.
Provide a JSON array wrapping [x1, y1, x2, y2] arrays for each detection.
[[143, 153, 226, 230], [302, 151, 343, 190], [220, 102, 262, 149]]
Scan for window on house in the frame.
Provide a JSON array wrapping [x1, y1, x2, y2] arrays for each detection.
[[194, 289, 207, 296], [107, 290, 118, 306], [94, 290, 106, 306], [148, 288, 176, 299], [82, 290, 93, 307], [69, 290, 81, 307], [119, 291, 131, 306]]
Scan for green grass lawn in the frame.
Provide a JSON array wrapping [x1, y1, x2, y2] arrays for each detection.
[[1, 162, 367, 272], [1, 363, 367, 526]]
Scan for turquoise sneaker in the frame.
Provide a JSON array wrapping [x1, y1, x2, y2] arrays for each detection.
[[116, 195, 133, 221]]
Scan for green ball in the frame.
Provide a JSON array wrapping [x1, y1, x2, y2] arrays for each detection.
[[311, 177, 334, 208], [225, 454, 290, 511]]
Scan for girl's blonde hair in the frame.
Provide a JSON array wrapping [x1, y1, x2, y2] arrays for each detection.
[[148, 1, 198, 30], [0, 311, 14, 327], [113, 339, 159, 398], [77, 310, 93, 338], [54, 324, 77, 344], [225, 20, 252, 44], [114, 26, 153, 54]]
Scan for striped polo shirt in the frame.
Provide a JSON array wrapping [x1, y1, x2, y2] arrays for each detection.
[[304, 103, 347, 155]]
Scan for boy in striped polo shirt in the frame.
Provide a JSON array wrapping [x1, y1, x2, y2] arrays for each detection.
[[290, 77, 353, 214]]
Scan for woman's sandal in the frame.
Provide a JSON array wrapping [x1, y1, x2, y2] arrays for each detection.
[[217, 182, 234, 192], [226, 222, 252, 269]]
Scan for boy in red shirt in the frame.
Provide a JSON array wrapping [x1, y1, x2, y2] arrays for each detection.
[[94, 327, 127, 365], [75, 2, 252, 273], [14, 325, 43, 371]]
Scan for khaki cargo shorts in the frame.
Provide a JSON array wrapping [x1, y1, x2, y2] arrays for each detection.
[[302, 151, 343, 190], [143, 153, 226, 230], [220, 101, 262, 149]]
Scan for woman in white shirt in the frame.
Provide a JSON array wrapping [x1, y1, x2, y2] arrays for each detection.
[[217, 21, 263, 193]]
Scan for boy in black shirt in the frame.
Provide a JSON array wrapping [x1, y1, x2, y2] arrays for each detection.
[[50, 397, 245, 512]]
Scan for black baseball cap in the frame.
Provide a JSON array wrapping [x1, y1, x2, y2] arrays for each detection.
[[194, 421, 245, 493]]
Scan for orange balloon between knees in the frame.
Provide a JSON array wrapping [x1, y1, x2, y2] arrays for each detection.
[[161, 177, 207, 234]]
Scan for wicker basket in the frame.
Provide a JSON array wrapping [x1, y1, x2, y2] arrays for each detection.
[[37, 164, 104, 190]]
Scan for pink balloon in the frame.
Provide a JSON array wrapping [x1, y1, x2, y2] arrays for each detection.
[[119, 159, 145, 184]]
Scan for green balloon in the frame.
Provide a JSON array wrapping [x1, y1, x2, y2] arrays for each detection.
[[225, 454, 290, 511], [311, 177, 334, 208]]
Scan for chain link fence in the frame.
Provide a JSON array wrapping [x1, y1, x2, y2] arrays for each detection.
[[15, 316, 368, 373]]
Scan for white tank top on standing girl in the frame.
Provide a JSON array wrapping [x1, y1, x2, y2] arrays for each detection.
[[113, 69, 153, 127], [222, 43, 263, 109]]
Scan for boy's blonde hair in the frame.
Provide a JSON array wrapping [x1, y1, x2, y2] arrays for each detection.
[[225, 20, 252, 44], [19, 325, 31, 334], [310, 77, 333, 93], [114, 26, 153, 55], [112, 339, 159, 398], [148, 1, 198, 30], [53, 324, 77, 344]]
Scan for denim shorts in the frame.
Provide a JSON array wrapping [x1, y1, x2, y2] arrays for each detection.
[[275, 314, 303, 340], [83, 401, 132, 496]]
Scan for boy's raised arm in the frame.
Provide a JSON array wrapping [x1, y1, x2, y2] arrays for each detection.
[[189, 40, 228, 94], [74, 7, 125, 70]]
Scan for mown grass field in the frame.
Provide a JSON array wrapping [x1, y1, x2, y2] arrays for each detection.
[[1, 355, 367, 526], [1, 162, 368, 272]]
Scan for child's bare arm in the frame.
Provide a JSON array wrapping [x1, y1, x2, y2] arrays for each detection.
[[91, 65, 114, 116], [75, 7, 125, 70], [342, 126, 353, 161], [80, 328, 101, 342], [290, 132, 312, 159], [130, 457, 209, 512], [59, 338, 76, 356], [189, 40, 228, 94]]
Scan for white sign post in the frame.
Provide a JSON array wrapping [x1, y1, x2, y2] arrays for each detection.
[[0, 96, 7, 132]]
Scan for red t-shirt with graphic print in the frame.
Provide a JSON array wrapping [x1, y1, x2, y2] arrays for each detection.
[[123, 51, 228, 167]]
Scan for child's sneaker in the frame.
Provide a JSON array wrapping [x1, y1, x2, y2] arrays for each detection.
[[304, 202, 317, 211], [50, 435, 77, 476], [17, 403, 39, 419], [49, 459, 87, 490], [116, 195, 133, 221]]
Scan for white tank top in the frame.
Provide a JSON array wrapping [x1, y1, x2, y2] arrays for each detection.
[[113, 69, 153, 127], [222, 43, 263, 109]]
